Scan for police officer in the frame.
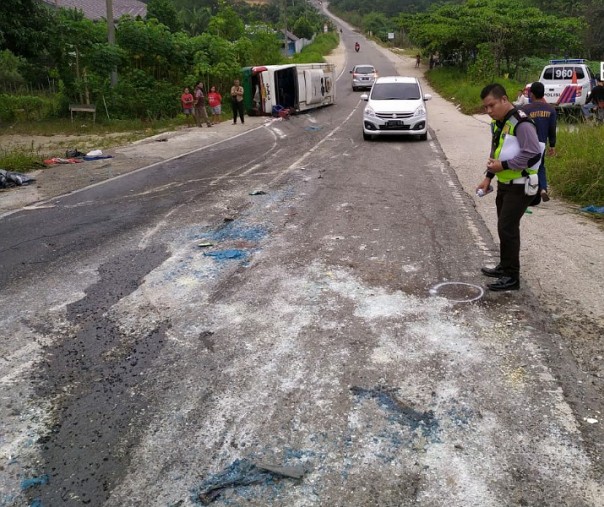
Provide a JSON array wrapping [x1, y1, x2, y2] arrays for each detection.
[[476, 84, 542, 291]]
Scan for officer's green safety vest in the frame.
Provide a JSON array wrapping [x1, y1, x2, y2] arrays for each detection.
[[491, 110, 540, 184]]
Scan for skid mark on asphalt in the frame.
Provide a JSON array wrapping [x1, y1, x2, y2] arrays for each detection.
[[209, 130, 279, 186], [0, 273, 100, 505], [0, 127, 271, 219], [16, 245, 171, 506], [427, 140, 498, 266]]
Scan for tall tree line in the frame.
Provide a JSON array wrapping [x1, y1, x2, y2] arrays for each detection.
[[0, 0, 330, 120], [329, 0, 604, 59]]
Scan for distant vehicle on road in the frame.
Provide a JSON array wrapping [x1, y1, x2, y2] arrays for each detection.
[[350, 65, 377, 91], [242, 63, 336, 117], [361, 76, 432, 141]]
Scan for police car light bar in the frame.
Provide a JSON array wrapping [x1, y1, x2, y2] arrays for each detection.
[[549, 59, 586, 64]]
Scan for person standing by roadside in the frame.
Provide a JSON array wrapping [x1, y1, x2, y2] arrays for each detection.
[[476, 84, 542, 292], [230, 79, 245, 125], [415, 54, 421, 68], [207, 86, 222, 125], [582, 76, 604, 121], [181, 87, 195, 126], [522, 81, 556, 201], [193, 81, 212, 128]]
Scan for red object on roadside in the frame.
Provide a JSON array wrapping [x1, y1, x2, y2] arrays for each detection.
[[43, 157, 84, 165]]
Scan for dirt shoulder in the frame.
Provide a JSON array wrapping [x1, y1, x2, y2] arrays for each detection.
[[0, 119, 268, 213]]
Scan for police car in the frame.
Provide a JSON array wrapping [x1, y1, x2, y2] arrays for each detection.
[[536, 59, 597, 108]]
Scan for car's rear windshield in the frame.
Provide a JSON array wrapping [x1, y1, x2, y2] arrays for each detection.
[[542, 66, 586, 80], [355, 66, 375, 74], [371, 82, 421, 100]]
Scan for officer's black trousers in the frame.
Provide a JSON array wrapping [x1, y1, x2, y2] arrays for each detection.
[[495, 182, 535, 279]]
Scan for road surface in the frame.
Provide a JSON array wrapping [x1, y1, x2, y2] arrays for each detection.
[[1, 22, 603, 507]]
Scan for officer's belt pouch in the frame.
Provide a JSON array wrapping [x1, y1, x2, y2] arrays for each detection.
[[524, 174, 539, 196]]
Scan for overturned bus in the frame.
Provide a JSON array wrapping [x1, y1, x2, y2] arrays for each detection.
[[241, 63, 336, 116]]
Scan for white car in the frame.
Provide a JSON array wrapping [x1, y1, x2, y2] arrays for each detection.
[[361, 76, 432, 141]]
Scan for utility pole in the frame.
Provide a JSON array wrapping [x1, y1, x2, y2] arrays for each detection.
[[281, 0, 286, 39], [106, 0, 118, 87]]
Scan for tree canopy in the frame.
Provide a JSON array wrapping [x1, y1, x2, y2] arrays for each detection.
[[0, 0, 53, 58], [399, 0, 584, 74], [331, 0, 602, 59]]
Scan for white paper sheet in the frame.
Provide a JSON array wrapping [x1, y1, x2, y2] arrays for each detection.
[[499, 135, 545, 170]]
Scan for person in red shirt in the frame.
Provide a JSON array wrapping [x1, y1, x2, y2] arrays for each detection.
[[180, 87, 194, 126], [207, 86, 222, 125]]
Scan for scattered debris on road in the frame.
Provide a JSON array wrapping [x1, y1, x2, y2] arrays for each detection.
[[191, 458, 309, 505]]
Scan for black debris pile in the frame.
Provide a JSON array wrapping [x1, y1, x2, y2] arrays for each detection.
[[65, 149, 86, 158], [0, 169, 36, 189]]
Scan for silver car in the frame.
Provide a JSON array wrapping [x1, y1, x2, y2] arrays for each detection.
[[350, 65, 377, 91]]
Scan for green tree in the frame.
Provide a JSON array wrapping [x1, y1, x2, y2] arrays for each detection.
[[46, 9, 107, 103], [207, 4, 245, 41], [467, 42, 496, 82], [363, 12, 392, 40], [0, 49, 25, 91], [117, 17, 177, 79], [405, 0, 584, 76], [174, 0, 219, 14], [246, 29, 284, 65], [179, 6, 212, 36], [583, 1, 604, 58], [292, 17, 315, 40], [0, 0, 53, 58], [147, 0, 182, 33]]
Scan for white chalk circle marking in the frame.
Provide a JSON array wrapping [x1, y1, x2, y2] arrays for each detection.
[[429, 282, 485, 303]]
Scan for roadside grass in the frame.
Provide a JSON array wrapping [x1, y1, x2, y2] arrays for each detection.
[[290, 32, 339, 64], [2, 116, 182, 137], [0, 117, 186, 173], [0, 143, 46, 173], [391, 48, 421, 58], [425, 67, 526, 115], [548, 124, 604, 208]]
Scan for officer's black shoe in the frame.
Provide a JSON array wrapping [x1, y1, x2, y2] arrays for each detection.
[[487, 276, 520, 292], [481, 265, 506, 278]]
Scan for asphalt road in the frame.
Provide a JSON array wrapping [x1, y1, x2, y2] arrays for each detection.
[[1, 26, 603, 507]]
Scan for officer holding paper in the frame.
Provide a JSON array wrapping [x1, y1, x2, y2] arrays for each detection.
[[476, 84, 542, 292]]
